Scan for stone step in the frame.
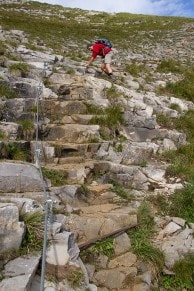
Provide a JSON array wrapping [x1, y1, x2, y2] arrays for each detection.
[[57, 156, 85, 164], [40, 100, 87, 116], [41, 123, 100, 143], [0, 255, 40, 291], [44, 160, 95, 184], [65, 203, 138, 244], [51, 114, 94, 125], [31, 141, 110, 163]]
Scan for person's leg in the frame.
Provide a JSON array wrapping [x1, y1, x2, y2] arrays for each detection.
[[104, 63, 112, 74], [104, 51, 114, 75], [101, 60, 112, 74], [100, 52, 116, 80], [101, 62, 106, 73]]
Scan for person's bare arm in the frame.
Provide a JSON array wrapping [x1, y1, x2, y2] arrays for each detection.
[[86, 56, 95, 67]]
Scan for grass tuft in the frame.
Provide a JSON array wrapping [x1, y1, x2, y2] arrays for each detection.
[[128, 203, 165, 274], [42, 167, 68, 186]]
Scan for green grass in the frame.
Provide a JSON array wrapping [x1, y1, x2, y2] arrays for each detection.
[[156, 59, 184, 74], [19, 119, 35, 141], [128, 203, 165, 274], [9, 62, 30, 77], [0, 130, 6, 139], [146, 194, 170, 216], [159, 255, 194, 290], [20, 119, 34, 130], [0, 82, 19, 99], [174, 110, 194, 140], [110, 179, 134, 201], [147, 182, 194, 223], [89, 103, 123, 140], [91, 237, 114, 258], [41, 167, 68, 186], [157, 110, 194, 182], [1, 2, 194, 55], [125, 61, 149, 77], [158, 66, 194, 103], [0, 143, 30, 161], [156, 113, 174, 129], [106, 85, 120, 99], [170, 103, 182, 112], [20, 211, 44, 253], [67, 270, 84, 287], [89, 104, 123, 131], [85, 103, 104, 115], [168, 183, 194, 223], [161, 142, 194, 181]]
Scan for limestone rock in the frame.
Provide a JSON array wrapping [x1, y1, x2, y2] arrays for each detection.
[[0, 255, 40, 291], [0, 162, 42, 192], [0, 203, 25, 253]]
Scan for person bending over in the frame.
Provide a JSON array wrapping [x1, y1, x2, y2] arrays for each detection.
[[86, 42, 116, 80]]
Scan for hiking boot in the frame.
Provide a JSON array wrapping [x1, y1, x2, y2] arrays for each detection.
[[108, 74, 117, 81], [95, 70, 103, 77]]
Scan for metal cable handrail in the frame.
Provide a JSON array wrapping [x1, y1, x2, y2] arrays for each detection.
[[34, 62, 53, 291]]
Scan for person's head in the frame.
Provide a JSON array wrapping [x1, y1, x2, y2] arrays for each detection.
[[87, 43, 93, 51]]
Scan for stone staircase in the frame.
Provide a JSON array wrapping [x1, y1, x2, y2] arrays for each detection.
[[1, 47, 193, 290]]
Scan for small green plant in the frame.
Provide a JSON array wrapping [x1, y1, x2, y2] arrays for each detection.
[[42, 167, 68, 186], [43, 77, 51, 87], [128, 203, 165, 274], [0, 129, 5, 139], [85, 103, 103, 115], [45, 274, 57, 284], [67, 270, 83, 287], [159, 255, 194, 290], [168, 183, 194, 223], [156, 113, 174, 129], [170, 103, 181, 112], [99, 127, 110, 140], [87, 137, 100, 143], [9, 62, 30, 77], [1, 143, 30, 161], [0, 246, 28, 262], [20, 119, 34, 130], [106, 85, 120, 99], [29, 105, 37, 113], [114, 142, 123, 152], [174, 109, 194, 141], [158, 67, 194, 103], [138, 160, 147, 167], [66, 68, 75, 74], [20, 211, 44, 253], [162, 143, 194, 181], [0, 41, 7, 55], [110, 179, 134, 201], [92, 237, 114, 258], [157, 59, 183, 74], [125, 62, 148, 77], [19, 119, 35, 140], [80, 184, 90, 197], [158, 110, 194, 182], [90, 104, 123, 130], [25, 42, 39, 51], [0, 83, 19, 99], [146, 194, 169, 215], [0, 274, 5, 281]]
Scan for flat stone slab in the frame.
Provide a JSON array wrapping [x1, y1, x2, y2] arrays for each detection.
[[0, 255, 40, 291], [0, 162, 42, 192]]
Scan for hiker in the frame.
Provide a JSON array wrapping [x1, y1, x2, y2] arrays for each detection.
[[86, 40, 116, 80]]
